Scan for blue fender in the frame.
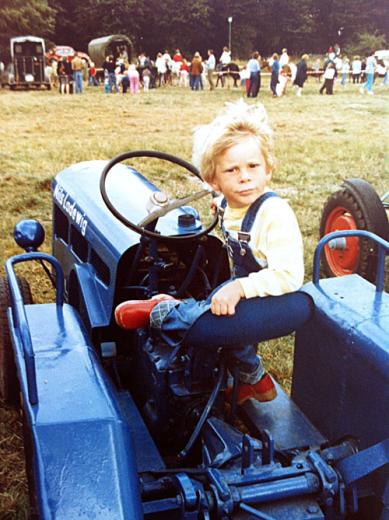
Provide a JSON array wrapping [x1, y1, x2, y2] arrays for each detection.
[[9, 301, 143, 519]]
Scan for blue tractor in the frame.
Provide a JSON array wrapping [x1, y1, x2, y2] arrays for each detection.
[[1, 152, 388, 519]]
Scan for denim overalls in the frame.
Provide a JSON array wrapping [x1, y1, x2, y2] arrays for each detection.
[[152, 192, 278, 384]]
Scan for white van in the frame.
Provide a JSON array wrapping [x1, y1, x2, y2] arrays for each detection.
[[374, 49, 389, 66]]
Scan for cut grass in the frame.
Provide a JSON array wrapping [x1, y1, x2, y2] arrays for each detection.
[[0, 79, 388, 516]]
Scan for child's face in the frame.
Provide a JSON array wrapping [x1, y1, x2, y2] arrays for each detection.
[[210, 137, 271, 208]]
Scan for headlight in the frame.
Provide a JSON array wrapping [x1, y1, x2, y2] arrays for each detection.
[[25, 73, 34, 82]]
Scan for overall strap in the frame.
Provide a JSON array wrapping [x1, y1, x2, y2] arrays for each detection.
[[241, 191, 278, 233], [218, 198, 228, 236]]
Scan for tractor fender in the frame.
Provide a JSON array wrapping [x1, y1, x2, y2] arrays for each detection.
[[9, 302, 143, 519]]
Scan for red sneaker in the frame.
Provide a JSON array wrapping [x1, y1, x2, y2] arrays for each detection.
[[115, 294, 176, 330], [226, 373, 277, 405]]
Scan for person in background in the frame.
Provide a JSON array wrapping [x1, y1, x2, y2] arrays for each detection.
[[45, 60, 53, 88], [313, 58, 321, 82], [319, 62, 336, 95], [128, 64, 140, 94], [179, 60, 190, 88], [88, 62, 98, 86], [341, 57, 350, 86], [191, 52, 203, 91], [71, 54, 83, 94], [246, 51, 261, 98], [220, 46, 231, 66], [276, 65, 290, 96], [58, 58, 70, 94], [163, 49, 172, 85], [103, 55, 118, 93], [155, 52, 167, 87], [141, 67, 150, 91], [206, 49, 216, 90], [351, 56, 362, 83], [121, 65, 130, 93], [172, 49, 183, 85], [270, 53, 280, 97], [360, 51, 377, 95], [50, 59, 58, 89], [293, 54, 309, 96], [279, 48, 289, 67]]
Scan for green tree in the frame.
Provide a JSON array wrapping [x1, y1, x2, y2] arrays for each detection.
[[0, 0, 55, 60], [311, 0, 388, 54], [73, 0, 144, 51], [345, 31, 387, 57], [134, 0, 212, 59]]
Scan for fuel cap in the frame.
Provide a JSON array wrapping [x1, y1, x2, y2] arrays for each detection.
[[178, 213, 196, 228]]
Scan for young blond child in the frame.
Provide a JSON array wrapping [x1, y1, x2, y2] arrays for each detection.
[[115, 100, 305, 404]]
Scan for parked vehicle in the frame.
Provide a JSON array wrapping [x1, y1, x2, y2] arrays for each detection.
[[88, 34, 133, 68], [46, 45, 91, 65], [0, 36, 50, 90], [1, 152, 388, 519]]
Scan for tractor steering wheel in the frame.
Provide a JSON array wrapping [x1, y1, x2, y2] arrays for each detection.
[[100, 150, 219, 241]]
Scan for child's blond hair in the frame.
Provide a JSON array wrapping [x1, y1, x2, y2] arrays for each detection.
[[192, 100, 274, 184]]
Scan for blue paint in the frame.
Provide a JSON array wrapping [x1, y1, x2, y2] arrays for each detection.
[[3, 159, 389, 518]]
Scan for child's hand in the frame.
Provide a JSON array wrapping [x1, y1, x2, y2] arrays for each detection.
[[211, 280, 245, 316], [210, 197, 219, 215]]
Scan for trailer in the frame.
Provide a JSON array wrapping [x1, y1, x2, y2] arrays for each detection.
[[88, 34, 133, 68], [0, 36, 50, 90]]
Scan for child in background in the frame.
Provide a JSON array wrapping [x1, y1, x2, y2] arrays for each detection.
[[341, 57, 350, 86], [104, 70, 109, 94], [319, 63, 336, 94], [351, 56, 362, 83], [276, 65, 290, 96], [270, 53, 280, 97], [142, 68, 151, 91], [128, 64, 140, 94], [115, 100, 305, 404]]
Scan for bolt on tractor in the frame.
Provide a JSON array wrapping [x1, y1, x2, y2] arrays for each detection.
[[1, 152, 388, 519]]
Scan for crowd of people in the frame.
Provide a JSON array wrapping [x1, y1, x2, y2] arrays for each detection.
[[45, 44, 389, 98], [242, 45, 388, 98]]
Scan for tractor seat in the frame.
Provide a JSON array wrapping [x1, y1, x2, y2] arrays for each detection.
[[185, 291, 314, 348]]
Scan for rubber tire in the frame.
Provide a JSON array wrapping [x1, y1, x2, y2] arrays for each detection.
[[0, 276, 33, 407], [320, 178, 389, 282]]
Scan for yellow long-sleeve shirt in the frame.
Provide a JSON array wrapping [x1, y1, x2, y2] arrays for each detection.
[[222, 192, 304, 298]]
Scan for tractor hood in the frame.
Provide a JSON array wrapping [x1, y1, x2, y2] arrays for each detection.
[[51, 160, 204, 330]]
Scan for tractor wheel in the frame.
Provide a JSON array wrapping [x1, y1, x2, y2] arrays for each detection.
[[320, 179, 389, 282], [0, 276, 33, 407]]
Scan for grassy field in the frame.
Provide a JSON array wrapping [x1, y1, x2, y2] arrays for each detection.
[[0, 77, 388, 517]]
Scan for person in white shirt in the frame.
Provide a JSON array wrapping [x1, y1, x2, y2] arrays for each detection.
[[279, 48, 289, 67], [155, 52, 167, 86], [220, 46, 231, 66], [360, 52, 377, 95], [351, 56, 362, 83], [319, 63, 336, 94], [206, 49, 216, 90]]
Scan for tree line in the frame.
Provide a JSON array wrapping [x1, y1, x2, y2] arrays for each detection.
[[1, 0, 388, 62]]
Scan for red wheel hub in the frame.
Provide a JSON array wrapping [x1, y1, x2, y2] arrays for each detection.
[[324, 206, 359, 276]]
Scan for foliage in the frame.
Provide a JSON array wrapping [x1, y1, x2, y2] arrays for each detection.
[[344, 31, 387, 58], [0, 0, 55, 61]]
